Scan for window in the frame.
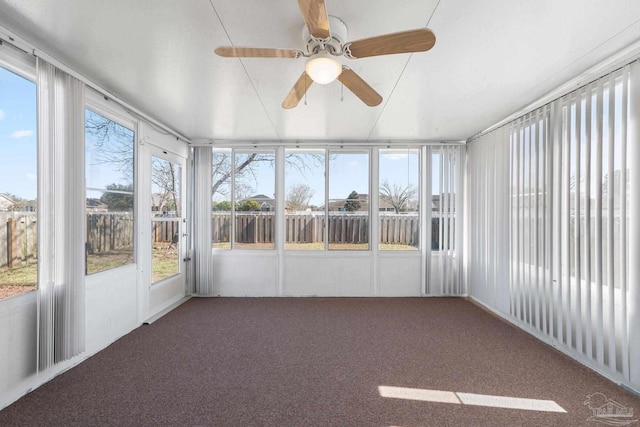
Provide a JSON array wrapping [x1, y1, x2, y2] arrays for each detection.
[[84, 109, 135, 274], [379, 149, 420, 250], [234, 151, 275, 250], [285, 149, 325, 250], [328, 151, 369, 250], [0, 64, 37, 299]]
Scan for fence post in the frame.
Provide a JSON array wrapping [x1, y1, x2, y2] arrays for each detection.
[[7, 218, 17, 268]]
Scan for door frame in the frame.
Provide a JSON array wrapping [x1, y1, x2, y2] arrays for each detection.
[[137, 125, 189, 321]]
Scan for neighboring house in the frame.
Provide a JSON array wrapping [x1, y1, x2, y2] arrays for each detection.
[[0, 194, 37, 212], [324, 193, 369, 212], [86, 198, 108, 213], [241, 194, 275, 211], [0, 193, 16, 211], [324, 194, 415, 213]]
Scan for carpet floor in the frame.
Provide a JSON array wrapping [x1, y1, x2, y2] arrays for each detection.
[[0, 297, 638, 426]]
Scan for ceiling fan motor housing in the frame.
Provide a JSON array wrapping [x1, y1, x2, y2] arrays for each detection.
[[302, 15, 347, 55]]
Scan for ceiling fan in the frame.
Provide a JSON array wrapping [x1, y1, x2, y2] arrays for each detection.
[[214, 0, 436, 109]]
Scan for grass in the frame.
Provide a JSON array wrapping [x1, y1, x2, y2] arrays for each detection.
[[87, 250, 134, 275], [0, 262, 37, 300], [152, 244, 179, 283]]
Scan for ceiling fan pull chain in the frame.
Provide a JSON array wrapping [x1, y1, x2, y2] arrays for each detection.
[[341, 81, 344, 102], [304, 75, 308, 105]]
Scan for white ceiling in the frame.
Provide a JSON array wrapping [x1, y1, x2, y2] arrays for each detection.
[[1, 0, 639, 143]]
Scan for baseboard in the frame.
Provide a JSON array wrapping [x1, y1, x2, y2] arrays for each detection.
[[144, 296, 191, 324]]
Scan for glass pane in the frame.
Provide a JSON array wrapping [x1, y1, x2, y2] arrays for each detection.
[[212, 148, 231, 249], [328, 152, 369, 250], [234, 152, 275, 250], [85, 189, 134, 275], [85, 110, 135, 275], [285, 149, 325, 250], [85, 109, 134, 190], [0, 66, 37, 299], [379, 149, 420, 250], [151, 157, 181, 283]]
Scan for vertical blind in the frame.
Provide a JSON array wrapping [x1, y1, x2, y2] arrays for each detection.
[[469, 63, 639, 389], [192, 146, 213, 295], [37, 59, 85, 370], [466, 126, 511, 313], [428, 145, 465, 295]]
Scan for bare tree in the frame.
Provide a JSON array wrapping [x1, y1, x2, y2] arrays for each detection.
[[380, 180, 418, 213], [151, 158, 180, 215], [286, 184, 315, 210], [212, 151, 324, 199], [85, 110, 135, 183]]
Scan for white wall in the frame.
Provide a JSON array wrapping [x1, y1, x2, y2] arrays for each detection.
[[211, 251, 423, 297], [0, 293, 37, 407]]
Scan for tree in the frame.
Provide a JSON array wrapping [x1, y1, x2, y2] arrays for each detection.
[[212, 200, 232, 211], [100, 184, 134, 211], [236, 200, 261, 211], [344, 191, 361, 212], [379, 180, 418, 213], [85, 110, 135, 183], [151, 158, 180, 215], [286, 184, 314, 211], [212, 151, 325, 199]]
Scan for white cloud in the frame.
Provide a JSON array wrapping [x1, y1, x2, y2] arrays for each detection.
[[11, 130, 33, 138], [0, 109, 5, 120], [25, 172, 37, 181]]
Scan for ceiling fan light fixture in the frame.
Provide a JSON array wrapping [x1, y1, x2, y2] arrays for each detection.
[[305, 52, 342, 84]]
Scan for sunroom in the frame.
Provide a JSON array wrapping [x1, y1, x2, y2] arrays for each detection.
[[0, 0, 639, 424]]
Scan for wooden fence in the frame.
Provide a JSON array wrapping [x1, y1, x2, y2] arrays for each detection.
[[212, 213, 423, 246], [0, 212, 37, 268], [1, 212, 176, 268], [86, 213, 134, 255]]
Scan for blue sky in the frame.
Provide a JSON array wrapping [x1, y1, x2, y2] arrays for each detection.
[[236, 149, 424, 207], [0, 66, 37, 200]]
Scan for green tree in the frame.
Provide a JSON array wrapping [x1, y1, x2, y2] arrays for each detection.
[[344, 191, 361, 212], [212, 200, 232, 211], [100, 184, 134, 211], [236, 200, 261, 211]]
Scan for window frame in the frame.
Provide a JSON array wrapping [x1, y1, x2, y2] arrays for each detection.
[[0, 46, 38, 300], [84, 90, 138, 275]]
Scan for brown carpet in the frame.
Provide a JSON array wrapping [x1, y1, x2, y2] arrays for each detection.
[[1, 297, 638, 426]]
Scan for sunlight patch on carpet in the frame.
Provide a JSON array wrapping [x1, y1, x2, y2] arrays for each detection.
[[378, 386, 566, 413]]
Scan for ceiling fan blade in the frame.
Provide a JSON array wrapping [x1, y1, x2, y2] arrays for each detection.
[[282, 72, 313, 109], [345, 28, 436, 59], [297, 0, 330, 40], [215, 47, 302, 58], [337, 68, 382, 107]]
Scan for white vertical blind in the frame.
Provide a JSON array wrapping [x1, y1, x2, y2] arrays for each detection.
[[628, 62, 640, 389], [429, 145, 465, 295], [471, 64, 636, 389], [466, 126, 510, 313], [37, 58, 85, 369], [192, 146, 213, 295]]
